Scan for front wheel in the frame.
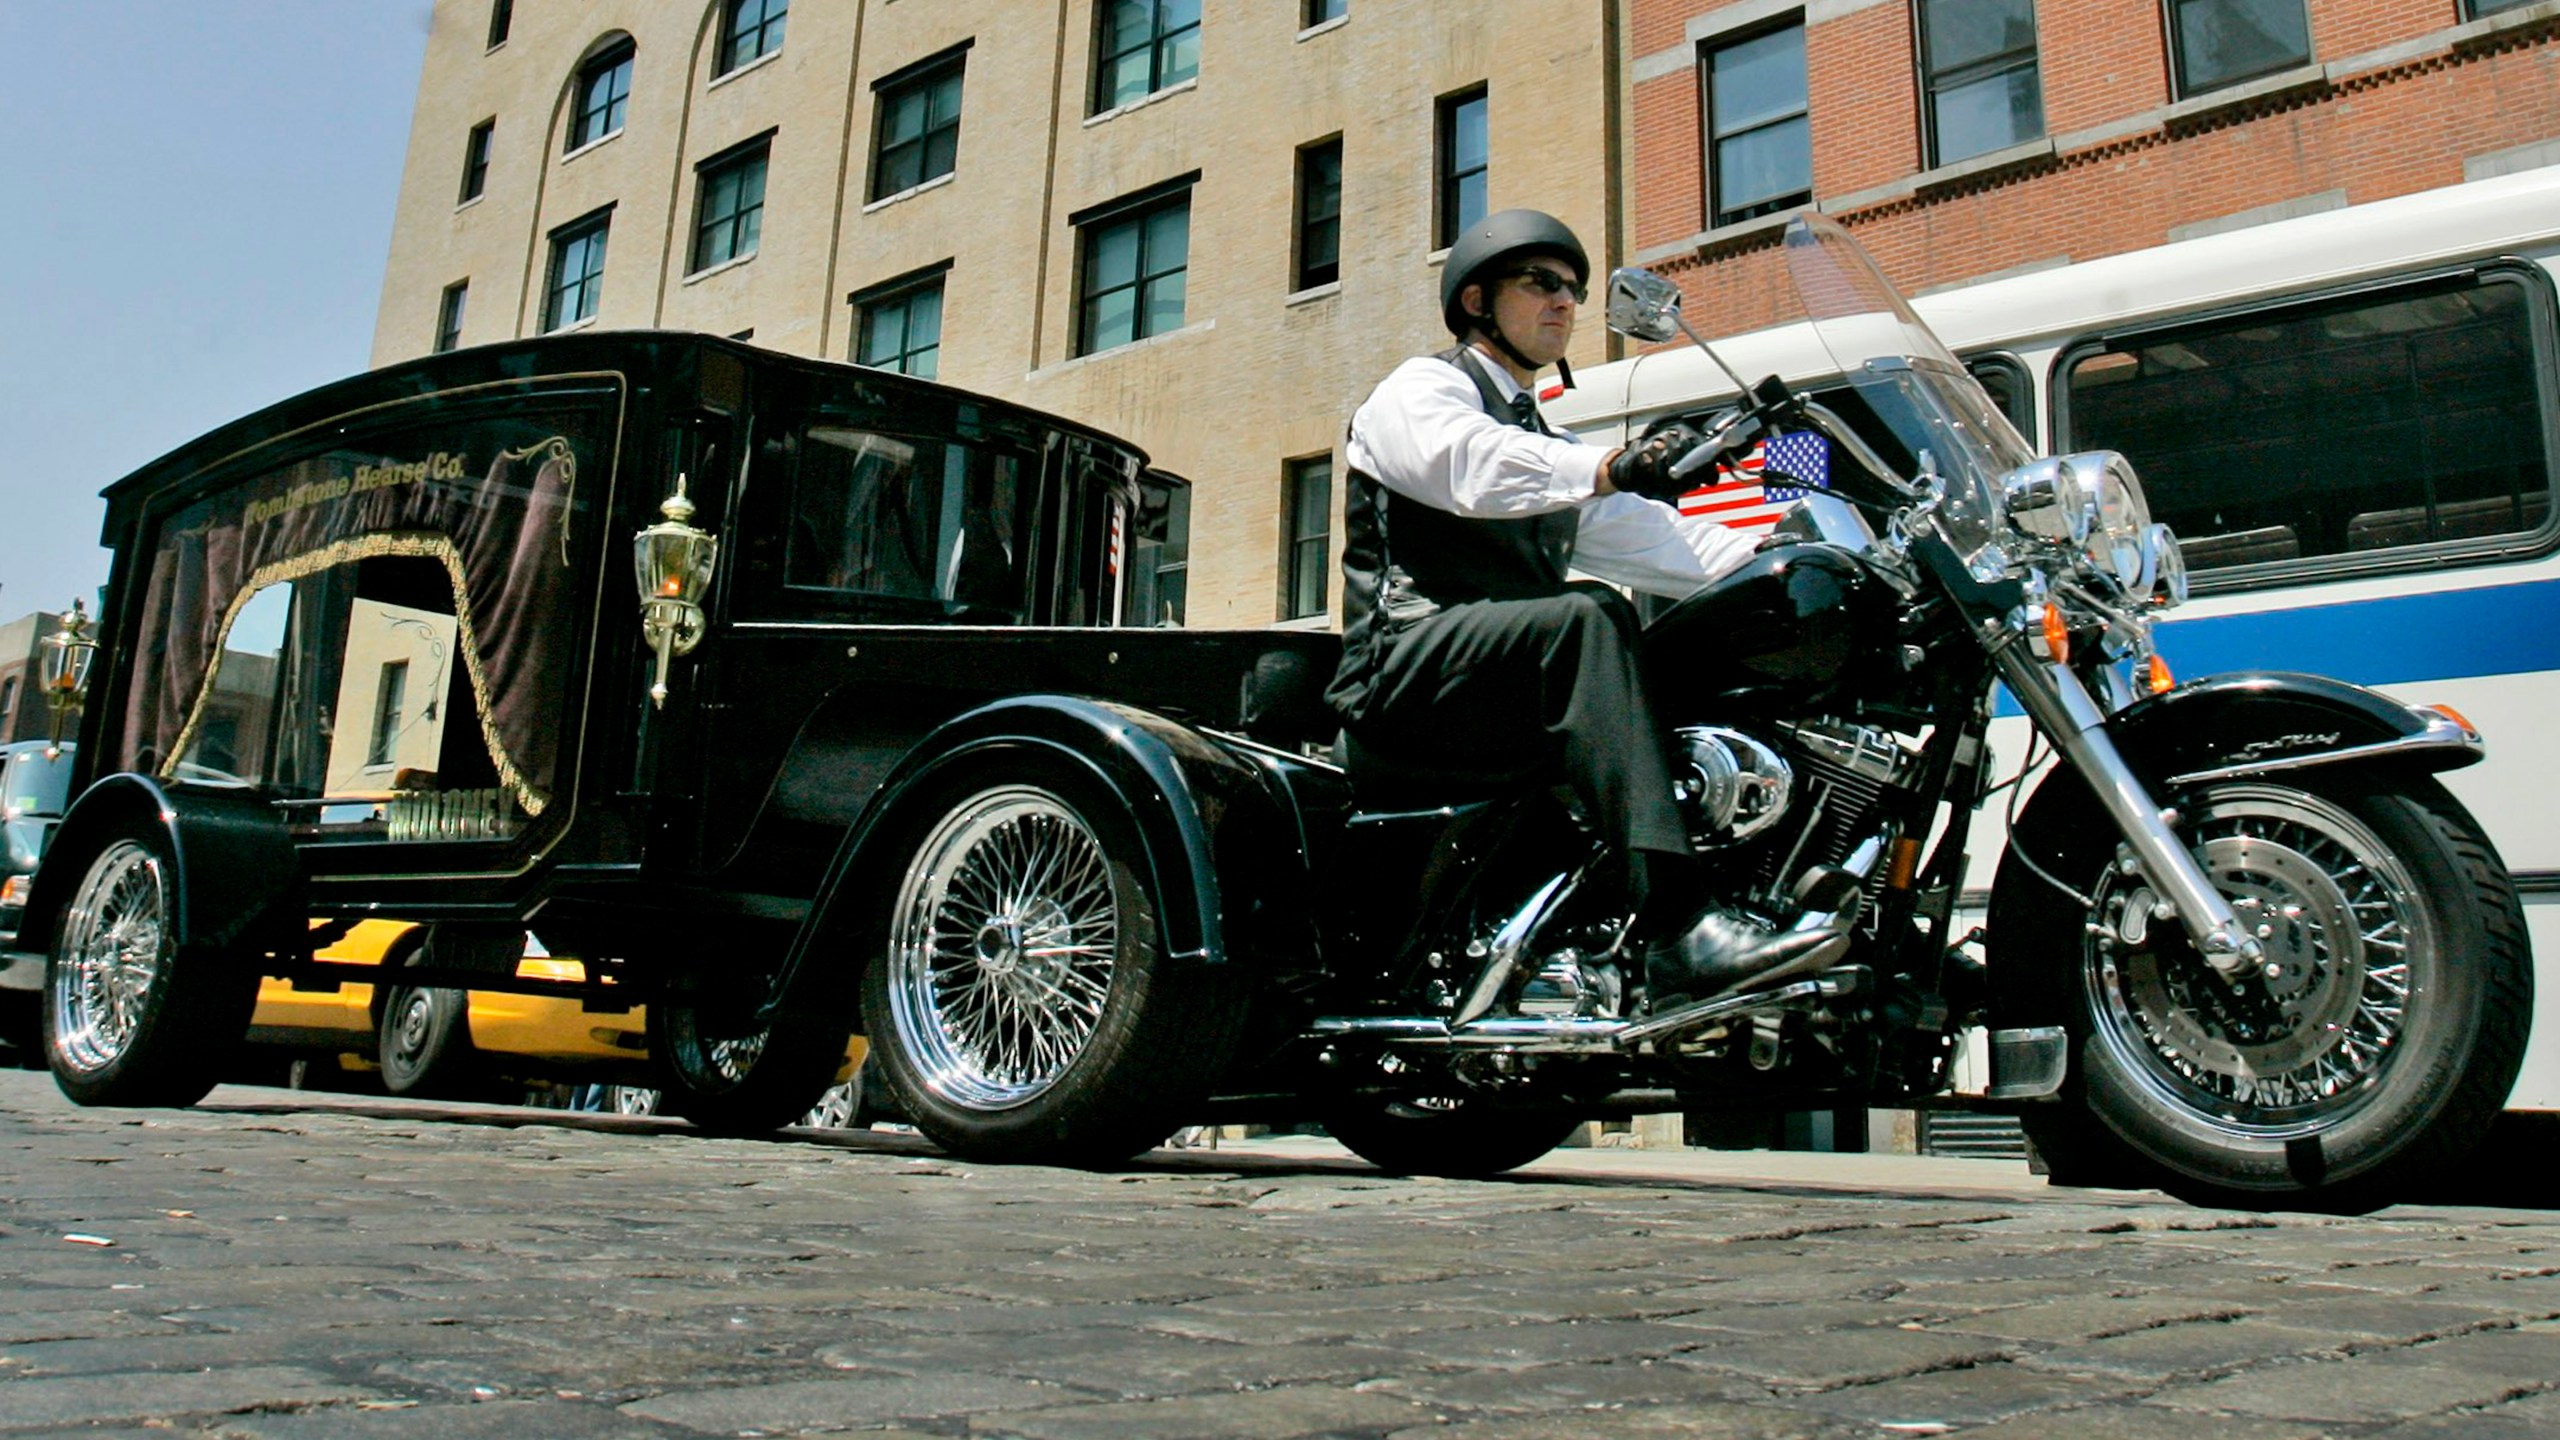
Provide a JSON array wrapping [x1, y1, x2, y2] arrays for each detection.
[[1994, 774, 2530, 1210], [647, 999, 848, 1136], [44, 831, 258, 1107], [377, 983, 476, 1098], [1323, 1097, 1583, 1179], [861, 773, 1244, 1166]]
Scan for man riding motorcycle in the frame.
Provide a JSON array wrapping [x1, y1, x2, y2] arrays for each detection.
[[1324, 209, 1850, 1007]]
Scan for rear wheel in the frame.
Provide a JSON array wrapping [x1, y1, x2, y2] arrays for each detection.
[[1996, 774, 2529, 1210], [45, 830, 257, 1107], [1323, 1097, 1582, 1179], [377, 980, 476, 1098], [862, 771, 1244, 1166]]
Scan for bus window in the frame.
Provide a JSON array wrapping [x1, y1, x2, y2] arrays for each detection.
[[1966, 354, 2036, 444], [2059, 270, 2553, 580]]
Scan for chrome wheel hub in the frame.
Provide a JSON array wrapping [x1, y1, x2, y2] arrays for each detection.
[[52, 840, 169, 1075]]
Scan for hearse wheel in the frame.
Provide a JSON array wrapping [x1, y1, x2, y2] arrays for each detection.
[[44, 828, 257, 1108], [863, 770, 1245, 1166], [377, 934, 479, 1098], [1323, 1096, 1584, 1179], [647, 997, 848, 1137]]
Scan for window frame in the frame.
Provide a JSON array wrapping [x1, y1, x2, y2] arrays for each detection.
[[1303, 0, 1346, 25], [2049, 260, 2560, 596], [434, 281, 468, 354], [487, 0, 512, 49], [1435, 86, 1488, 251], [869, 45, 969, 202], [1280, 453, 1333, 621], [542, 208, 613, 332], [459, 117, 495, 204], [1914, 0, 2044, 168], [717, 0, 788, 77], [569, 40, 635, 152], [1699, 18, 1812, 229], [689, 135, 771, 275], [2163, 0, 2314, 99], [852, 263, 952, 379], [1073, 178, 1196, 357], [1092, 0, 1202, 115], [1293, 135, 1343, 292]]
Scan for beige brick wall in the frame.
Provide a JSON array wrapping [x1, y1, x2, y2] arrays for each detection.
[[376, 1, 1621, 630]]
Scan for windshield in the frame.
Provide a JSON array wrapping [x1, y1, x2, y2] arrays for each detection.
[[2, 746, 74, 820], [1782, 215, 2035, 556]]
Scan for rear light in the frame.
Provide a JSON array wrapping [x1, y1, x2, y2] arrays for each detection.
[[0, 875, 26, 906]]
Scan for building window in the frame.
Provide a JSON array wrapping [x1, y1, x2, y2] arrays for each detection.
[[2167, 0, 2312, 97], [718, 0, 787, 76], [367, 661, 409, 768], [871, 51, 965, 200], [1436, 87, 1487, 249], [690, 140, 769, 273], [434, 281, 467, 354], [1094, 0, 1201, 114], [459, 118, 494, 203], [543, 211, 610, 331], [1281, 454, 1332, 621], [1294, 137, 1342, 291], [1304, 0, 1346, 24], [1702, 22, 1810, 227], [855, 273, 945, 379], [570, 41, 634, 151], [1131, 474, 1190, 627], [1918, 0, 2042, 167], [2469, 0, 2537, 13], [1077, 185, 1191, 356], [487, 0, 511, 48]]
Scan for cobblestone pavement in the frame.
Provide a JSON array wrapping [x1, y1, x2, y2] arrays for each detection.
[[2, 1069, 2556, 1439]]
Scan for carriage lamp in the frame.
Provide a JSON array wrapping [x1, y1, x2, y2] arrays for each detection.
[[39, 598, 97, 758], [632, 475, 719, 708]]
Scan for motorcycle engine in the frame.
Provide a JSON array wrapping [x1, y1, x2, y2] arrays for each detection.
[[1674, 719, 1917, 892]]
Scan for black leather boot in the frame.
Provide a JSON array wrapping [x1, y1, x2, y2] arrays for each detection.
[[1643, 909, 1850, 1008]]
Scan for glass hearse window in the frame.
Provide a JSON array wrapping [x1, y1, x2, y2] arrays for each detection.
[[123, 403, 601, 847], [782, 426, 1030, 620], [2061, 271, 2554, 581]]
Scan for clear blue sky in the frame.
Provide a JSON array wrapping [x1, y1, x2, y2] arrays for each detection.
[[0, 1, 434, 624]]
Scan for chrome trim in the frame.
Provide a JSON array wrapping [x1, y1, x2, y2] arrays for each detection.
[[1305, 976, 1835, 1055], [1991, 644, 2260, 976], [1453, 870, 1576, 1028], [2164, 713, 2482, 788]]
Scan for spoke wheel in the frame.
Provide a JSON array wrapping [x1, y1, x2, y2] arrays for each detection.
[[44, 829, 257, 1108], [862, 768, 1246, 1167], [646, 998, 846, 1136], [889, 787, 1120, 1110]]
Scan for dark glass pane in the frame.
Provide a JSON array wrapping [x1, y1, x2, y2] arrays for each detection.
[[488, 0, 511, 47], [1451, 171, 1487, 235], [1711, 26, 1805, 132], [1306, 0, 1346, 22], [1090, 221, 1140, 290], [1924, 0, 2035, 73], [1933, 64, 2042, 163], [908, 284, 943, 351], [1717, 115, 1810, 214], [2066, 278, 2548, 572], [1143, 203, 1190, 276], [883, 88, 926, 146], [2174, 0, 2311, 93], [1085, 287, 1137, 353], [860, 303, 907, 366], [1452, 94, 1487, 170], [1159, 28, 1200, 88], [922, 126, 958, 182], [931, 72, 964, 127], [1142, 270, 1186, 337], [1103, 51, 1150, 109]]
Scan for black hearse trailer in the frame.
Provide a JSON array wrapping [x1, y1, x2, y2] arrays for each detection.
[[25, 333, 1342, 1156]]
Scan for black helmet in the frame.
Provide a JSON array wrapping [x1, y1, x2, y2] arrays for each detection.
[[1440, 209, 1590, 336]]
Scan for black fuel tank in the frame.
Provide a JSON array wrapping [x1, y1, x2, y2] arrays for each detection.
[[1640, 543, 1895, 719]]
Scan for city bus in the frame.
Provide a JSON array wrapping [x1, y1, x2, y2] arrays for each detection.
[[1549, 165, 2560, 1115]]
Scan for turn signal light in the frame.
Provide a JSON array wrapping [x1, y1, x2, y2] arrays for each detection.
[[2428, 702, 2476, 733], [2146, 654, 2174, 695], [2040, 605, 2071, 664], [0, 875, 24, 906]]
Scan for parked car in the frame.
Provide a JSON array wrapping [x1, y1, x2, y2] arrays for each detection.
[[0, 740, 76, 1058]]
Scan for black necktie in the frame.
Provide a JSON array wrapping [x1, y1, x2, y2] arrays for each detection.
[[1509, 392, 1542, 433]]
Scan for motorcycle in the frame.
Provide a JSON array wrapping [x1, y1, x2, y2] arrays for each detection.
[[858, 215, 2528, 1211]]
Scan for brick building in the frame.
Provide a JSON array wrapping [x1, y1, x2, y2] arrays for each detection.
[[1625, 0, 2560, 332], [374, 0, 1626, 629]]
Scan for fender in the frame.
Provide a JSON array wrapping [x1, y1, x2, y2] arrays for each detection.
[[2104, 670, 2481, 790], [763, 695, 1300, 1019], [17, 773, 304, 966]]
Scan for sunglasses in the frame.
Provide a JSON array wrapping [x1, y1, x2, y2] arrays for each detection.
[[1504, 268, 1588, 303]]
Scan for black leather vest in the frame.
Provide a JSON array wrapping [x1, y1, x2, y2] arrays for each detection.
[[1327, 347, 1581, 719]]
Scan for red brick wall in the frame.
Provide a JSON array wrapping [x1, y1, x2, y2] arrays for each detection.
[[1624, 0, 2560, 331]]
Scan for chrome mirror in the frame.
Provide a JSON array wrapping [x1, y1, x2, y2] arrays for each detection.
[[632, 475, 718, 708], [1606, 267, 1686, 343]]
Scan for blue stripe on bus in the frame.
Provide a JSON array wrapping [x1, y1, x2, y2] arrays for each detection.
[[1989, 578, 2560, 716]]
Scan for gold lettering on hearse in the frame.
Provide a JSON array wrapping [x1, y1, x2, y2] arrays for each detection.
[[245, 451, 470, 526]]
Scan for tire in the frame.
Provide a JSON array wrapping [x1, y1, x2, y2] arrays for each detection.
[[647, 999, 848, 1136], [860, 768, 1246, 1166], [1992, 772, 2530, 1211], [376, 983, 476, 1097], [43, 830, 258, 1108], [1324, 1098, 1583, 1179]]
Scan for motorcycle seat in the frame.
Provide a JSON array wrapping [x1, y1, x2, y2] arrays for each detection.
[[1333, 729, 1551, 811]]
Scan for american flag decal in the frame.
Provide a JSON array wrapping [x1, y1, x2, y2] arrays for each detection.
[[1676, 431, 1831, 531]]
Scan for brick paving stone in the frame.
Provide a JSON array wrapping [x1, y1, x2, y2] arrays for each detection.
[[0, 1364, 378, 1428], [1352, 1357, 1775, 1413], [2144, 1346, 2553, 1423], [1788, 1359, 2142, 1426], [1379, 1399, 1877, 1439], [1386, 1317, 1732, 1370], [2016, 1317, 2347, 1381], [1925, 1293, 2256, 1343], [619, 1373, 1062, 1431], [968, 1384, 1440, 1440], [1942, 1404, 2327, 1439], [1666, 1326, 2013, 1389], [2359, 1388, 2560, 1438], [211, 1398, 690, 1439]]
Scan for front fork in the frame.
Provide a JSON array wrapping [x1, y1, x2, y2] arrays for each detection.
[[1990, 644, 2266, 981]]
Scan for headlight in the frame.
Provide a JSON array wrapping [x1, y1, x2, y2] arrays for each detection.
[[2059, 451, 2149, 587], [2139, 523, 2188, 606], [1995, 457, 2093, 545]]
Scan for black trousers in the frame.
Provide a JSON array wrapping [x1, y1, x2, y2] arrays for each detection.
[[1343, 585, 1693, 863]]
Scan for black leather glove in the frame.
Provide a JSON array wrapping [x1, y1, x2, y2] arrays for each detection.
[[1608, 421, 1711, 502]]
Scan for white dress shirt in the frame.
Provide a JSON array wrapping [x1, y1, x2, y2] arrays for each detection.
[[1344, 353, 1757, 599]]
